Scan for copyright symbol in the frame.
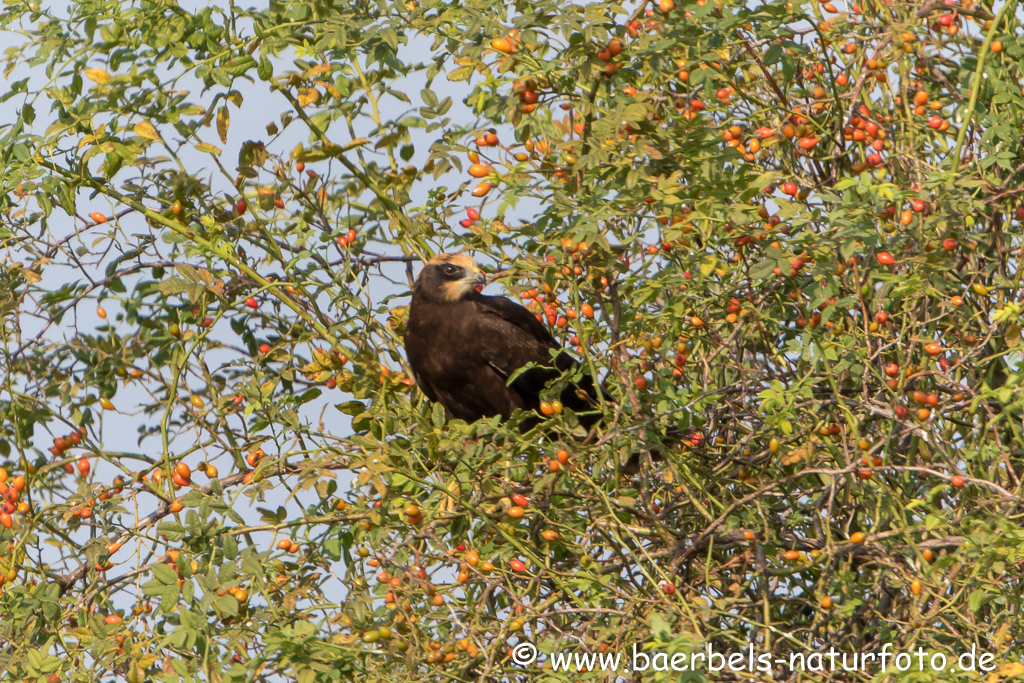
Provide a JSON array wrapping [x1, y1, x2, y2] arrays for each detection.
[[511, 642, 537, 666]]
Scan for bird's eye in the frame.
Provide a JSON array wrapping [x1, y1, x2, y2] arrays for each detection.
[[443, 265, 459, 276]]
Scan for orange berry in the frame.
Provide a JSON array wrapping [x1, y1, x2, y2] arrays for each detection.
[[490, 39, 513, 54]]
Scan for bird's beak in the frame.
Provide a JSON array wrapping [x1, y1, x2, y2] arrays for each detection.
[[470, 267, 486, 293]]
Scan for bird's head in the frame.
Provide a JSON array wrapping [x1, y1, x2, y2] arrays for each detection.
[[414, 253, 486, 302]]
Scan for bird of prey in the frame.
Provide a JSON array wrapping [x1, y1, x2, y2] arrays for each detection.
[[403, 253, 606, 431]]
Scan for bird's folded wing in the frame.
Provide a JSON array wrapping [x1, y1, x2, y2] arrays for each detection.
[[474, 296, 561, 392]]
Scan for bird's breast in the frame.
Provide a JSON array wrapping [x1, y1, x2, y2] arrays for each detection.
[[405, 299, 474, 377]]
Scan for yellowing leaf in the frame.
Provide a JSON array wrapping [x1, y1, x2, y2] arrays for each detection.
[[387, 306, 408, 334], [305, 63, 331, 79], [439, 479, 461, 513], [216, 105, 229, 144], [194, 142, 221, 156], [301, 363, 331, 383], [1005, 323, 1021, 348], [987, 662, 1024, 683], [699, 256, 717, 276], [448, 66, 474, 82], [780, 449, 804, 466], [197, 268, 214, 286], [994, 623, 1011, 649], [85, 68, 111, 85], [301, 348, 343, 382], [296, 87, 320, 107], [133, 121, 159, 140], [782, 440, 815, 466], [314, 80, 340, 99]]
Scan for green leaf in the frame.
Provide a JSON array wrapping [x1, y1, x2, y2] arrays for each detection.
[[337, 401, 365, 416], [258, 57, 273, 80], [323, 535, 341, 560], [152, 563, 179, 585], [431, 402, 446, 429], [748, 259, 777, 280], [968, 588, 992, 612], [650, 612, 673, 641], [223, 535, 238, 560]]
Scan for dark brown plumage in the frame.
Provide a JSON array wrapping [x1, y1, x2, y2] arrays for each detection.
[[404, 254, 606, 430]]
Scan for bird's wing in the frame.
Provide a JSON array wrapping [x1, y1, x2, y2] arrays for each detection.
[[473, 295, 562, 391], [473, 294, 612, 429], [476, 295, 558, 347]]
